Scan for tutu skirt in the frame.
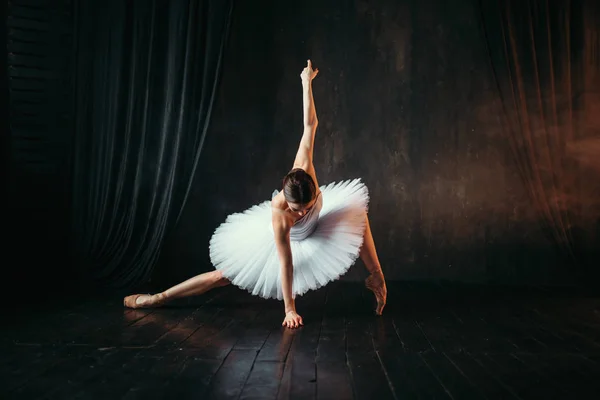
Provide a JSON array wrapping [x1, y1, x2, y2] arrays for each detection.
[[209, 179, 369, 300]]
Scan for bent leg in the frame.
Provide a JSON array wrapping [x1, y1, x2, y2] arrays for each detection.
[[359, 214, 387, 315], [124, 270, 230, 309]]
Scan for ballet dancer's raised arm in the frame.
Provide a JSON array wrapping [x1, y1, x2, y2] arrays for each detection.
[[293, 59, 320, 186]]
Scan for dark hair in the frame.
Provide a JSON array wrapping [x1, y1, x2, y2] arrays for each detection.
[[282, 168, 316, 204]]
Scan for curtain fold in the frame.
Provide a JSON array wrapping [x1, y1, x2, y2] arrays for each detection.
[[71, 0, 233, 287], [1, 0, 9, 190], [479, 0, 588, 262]]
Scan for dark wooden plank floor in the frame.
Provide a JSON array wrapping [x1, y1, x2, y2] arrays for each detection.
[[2, 281, 600, 399]]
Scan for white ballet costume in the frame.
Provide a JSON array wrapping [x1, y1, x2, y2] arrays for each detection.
[[209, 179, 369, 300]]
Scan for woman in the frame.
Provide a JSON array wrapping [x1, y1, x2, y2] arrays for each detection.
[[124, 60, 387, 329]]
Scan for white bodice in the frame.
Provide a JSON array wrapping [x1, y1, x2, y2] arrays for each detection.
[[272, 190, 323, 241]]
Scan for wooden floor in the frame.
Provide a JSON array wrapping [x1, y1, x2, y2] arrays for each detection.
[[2, 281, 600, 399]]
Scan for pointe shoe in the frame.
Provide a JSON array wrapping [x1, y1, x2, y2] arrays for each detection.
[[123, 293, 166, 309], [365, 272, 387, 316]]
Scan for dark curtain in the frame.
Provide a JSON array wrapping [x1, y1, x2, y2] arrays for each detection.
[[6, 0, 75, 296], [480, 0, 600, 268], [2, 1, 11, 299], [1, 1, 8, 191], [71, 0, 233, 288]]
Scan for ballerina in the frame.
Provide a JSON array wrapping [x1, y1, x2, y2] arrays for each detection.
[[124, 60, 387, 329]]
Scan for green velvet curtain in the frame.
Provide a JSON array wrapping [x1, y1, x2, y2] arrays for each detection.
[[71, 0, 234, 287]]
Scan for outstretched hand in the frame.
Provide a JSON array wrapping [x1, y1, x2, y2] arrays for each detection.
[[282, 310, 304, 329], [300, 59, 319, 82]]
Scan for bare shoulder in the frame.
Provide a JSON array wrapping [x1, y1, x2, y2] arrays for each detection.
[[271, 190, 287, 212], [271, 192, 293, 235]]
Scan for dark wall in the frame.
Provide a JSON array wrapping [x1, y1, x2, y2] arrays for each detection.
[[6, 0, 75, 293], [155, 0, 600, 288]]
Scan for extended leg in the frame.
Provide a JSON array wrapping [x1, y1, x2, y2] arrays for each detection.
[[123, 270, 230, 309], [359, 214, 387, 315]]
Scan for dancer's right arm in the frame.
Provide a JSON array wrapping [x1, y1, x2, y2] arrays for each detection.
[[273, 212, 303, 328]]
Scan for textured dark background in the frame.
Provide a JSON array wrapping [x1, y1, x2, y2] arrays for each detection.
[[5, 0, 600, 298], [156, 0, 600, 287]]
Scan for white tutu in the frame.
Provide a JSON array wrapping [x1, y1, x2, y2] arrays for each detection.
[[209, 179, 369, 300]]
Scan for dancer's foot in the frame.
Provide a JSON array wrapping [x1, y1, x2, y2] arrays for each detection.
[[365, 271, 387, 315], [123, 293, 167, 309]]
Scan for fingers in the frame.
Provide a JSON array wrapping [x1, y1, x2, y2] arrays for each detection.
[[300, 60, 318, 81], [282, 317, 304, 329]]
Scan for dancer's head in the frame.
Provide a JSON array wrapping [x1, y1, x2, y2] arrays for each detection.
[[283, 168, 317, 216]]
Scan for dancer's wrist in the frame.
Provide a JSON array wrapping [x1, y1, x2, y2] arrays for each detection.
[[284, 303, 296, 314]]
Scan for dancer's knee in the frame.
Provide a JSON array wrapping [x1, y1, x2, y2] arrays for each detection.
[[213, 270, 230, 287], [217, 277, 230, 287], [213, 270, 224, 281]]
